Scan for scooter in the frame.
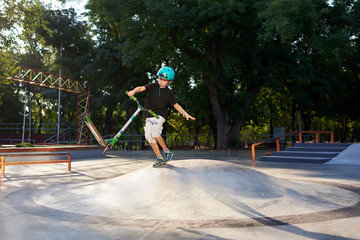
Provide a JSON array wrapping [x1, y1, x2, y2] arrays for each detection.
[[79, 91, 159, 154]]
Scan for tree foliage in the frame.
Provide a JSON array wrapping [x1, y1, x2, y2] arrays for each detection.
[[1, 0, 360, 146]]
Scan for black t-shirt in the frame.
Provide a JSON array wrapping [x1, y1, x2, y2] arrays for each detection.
[[143, 83, 177, 119]]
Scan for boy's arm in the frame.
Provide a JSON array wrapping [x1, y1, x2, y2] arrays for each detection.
[[127, 86, 146, 97], [173, 103, 196, 121]]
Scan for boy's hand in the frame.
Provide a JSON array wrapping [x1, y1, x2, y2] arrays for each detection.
[[127, 86, 146, 97], [185, 113, 196, 121], [173, 103, 196, 121]]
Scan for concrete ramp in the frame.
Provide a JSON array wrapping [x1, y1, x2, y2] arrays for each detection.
[[326, 143, 360, 165], [34, 160, 358, 220], [259, 143, 351, 163]]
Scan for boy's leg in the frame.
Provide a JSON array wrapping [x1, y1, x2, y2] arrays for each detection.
[[144, 117, 166, 167], [145, 117, 167, 153], [144, 118, 161, 157], [155, 136, 167, 150], [150, 142, 166, 167], [144, 117, 172, 165], [156, 136, 173, 162], [150, 142, 161, 157]]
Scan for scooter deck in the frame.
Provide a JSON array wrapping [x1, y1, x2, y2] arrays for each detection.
[[80, 112, 106, 147]]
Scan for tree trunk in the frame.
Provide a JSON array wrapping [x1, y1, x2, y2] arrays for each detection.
[[207, 79, 229, 149], [208, 113, 217, 149], [302, 111, 311, 131], [194, 120, 200, 148], [291, 101, 297, 132], [228, 91, 256, 147], [206, 31, 230, 150]]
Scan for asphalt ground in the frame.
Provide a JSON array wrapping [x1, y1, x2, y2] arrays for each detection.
[[0, 148, 359, 240]]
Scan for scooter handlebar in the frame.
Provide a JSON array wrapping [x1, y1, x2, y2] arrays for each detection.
[[148, 110, 159, 119], [125, 91, 137, 102], [125, 91, 159, 119]]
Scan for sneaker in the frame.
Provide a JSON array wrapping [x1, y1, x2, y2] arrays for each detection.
[[164, 151, 173, 163], [153, 156, 165, 168]]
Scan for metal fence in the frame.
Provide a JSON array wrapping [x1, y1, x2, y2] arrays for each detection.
[[0, 123, 76, 145], [0, 122, 75, 134], [1, 122, 333, 149], [95, 134, 218, 150]]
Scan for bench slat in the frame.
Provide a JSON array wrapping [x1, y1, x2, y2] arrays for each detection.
[[0, 153, 71, 176]]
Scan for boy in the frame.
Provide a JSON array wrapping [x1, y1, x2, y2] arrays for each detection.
[[127, 66, 195, 167]]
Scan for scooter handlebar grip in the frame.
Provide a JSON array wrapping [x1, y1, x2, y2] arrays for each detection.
[[125, 91, 137, 101]]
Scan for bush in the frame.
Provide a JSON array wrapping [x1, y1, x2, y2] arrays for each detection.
[[15, 142, 34, 147]]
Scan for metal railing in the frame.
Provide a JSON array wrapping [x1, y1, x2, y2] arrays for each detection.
[[0, 123, 76, 144], [0, 122, 74, 134], [43, 127, 75, 144], [91, 134, 217, 150], [1, 152, 71, 176], [251, 131, 334, 162], [0, 139, 35, 145]]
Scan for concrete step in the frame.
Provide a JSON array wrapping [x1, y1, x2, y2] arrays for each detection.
[[272, 151, 339, 158], [259, 155, 331, 164], [285, 146, 348, 152], [294, 143, 352, 147]]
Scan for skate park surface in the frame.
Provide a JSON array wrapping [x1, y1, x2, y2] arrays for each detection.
[[0, 145, 360, 240]]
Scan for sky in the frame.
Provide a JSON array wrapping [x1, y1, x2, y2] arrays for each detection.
[[40, 0, 88, 16]]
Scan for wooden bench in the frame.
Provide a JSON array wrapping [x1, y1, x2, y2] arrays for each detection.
[[0, 152, 71, 176]]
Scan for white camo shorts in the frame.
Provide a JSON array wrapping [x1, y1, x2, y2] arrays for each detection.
[[144, 116, 166, 143]]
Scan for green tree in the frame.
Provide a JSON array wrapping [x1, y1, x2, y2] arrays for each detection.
[[86, 0, 270, 149], [0, 0, 44, 124], [258, 0, 360, 141]]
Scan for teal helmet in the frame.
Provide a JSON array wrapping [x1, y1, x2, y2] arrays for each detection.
[[157, 66, 175, 81]]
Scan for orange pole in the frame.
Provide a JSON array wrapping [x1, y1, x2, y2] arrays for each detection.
[[299, 132, 302, 143], [67, 154, 71, 171], [1, 156, 5, 176], [331, 132, 334, 143], [251, 145, 255, 162], [277, 138, 280, 152], [316, 133, 319, 143]]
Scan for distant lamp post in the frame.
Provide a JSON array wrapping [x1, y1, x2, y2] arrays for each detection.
[[56, 8, 76, 144], [57, 41, 62, 144], [21, 91, 29, 147]]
